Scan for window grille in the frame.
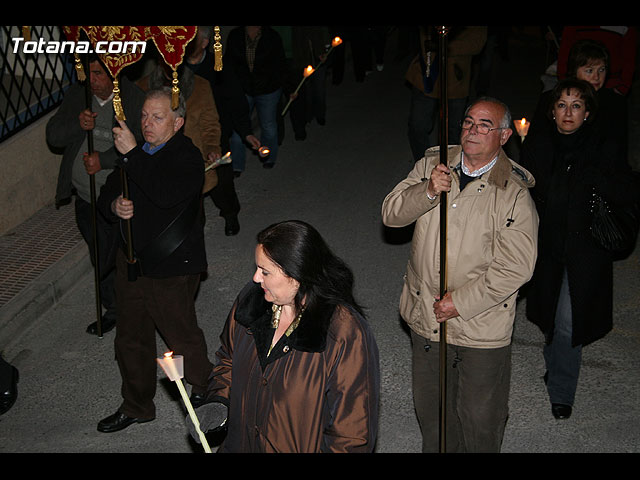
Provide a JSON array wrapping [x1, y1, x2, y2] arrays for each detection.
[[1, 26, 75, 143]]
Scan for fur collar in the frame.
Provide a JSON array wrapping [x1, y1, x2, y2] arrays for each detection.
[[234, 282, 335, 368]]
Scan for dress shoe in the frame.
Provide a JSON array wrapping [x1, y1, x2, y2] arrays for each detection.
[[190, 392, 207, 409], [97, 411, 154, 433], [0, 365, 19, 415], [86, 316, 116, 336], [224, 216, 240, 236], [551, 403, 572, 419]]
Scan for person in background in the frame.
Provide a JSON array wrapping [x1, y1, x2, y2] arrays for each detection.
[[405, 26, 487, 161], [185, 26, 261, 236], [46, 55, 145, 336], [0, 355, 18, 415], [529, 39, 628, 159], [224, 26, 287, 173]]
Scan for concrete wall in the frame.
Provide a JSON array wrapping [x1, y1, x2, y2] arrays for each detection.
[[0, 112, 60, 235]]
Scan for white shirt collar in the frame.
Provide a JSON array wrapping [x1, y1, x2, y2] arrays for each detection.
[[94, 92, 114, 107], [460, 152, 497, 177]]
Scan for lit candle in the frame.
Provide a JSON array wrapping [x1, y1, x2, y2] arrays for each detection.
[[157, 351, 212, 453], [282, 65, 316, 116], [258, 146, 270, 157], [514, 118, 530, 142]]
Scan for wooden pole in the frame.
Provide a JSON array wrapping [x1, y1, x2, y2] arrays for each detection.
[[120, 169, 137, 282], [437, 25, 449, 454], [83, 54, 103, 338]]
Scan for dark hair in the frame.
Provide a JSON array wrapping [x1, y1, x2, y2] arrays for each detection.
[[256, 220, 364, 316], [566, 39, 609, 78], [547, 78, 598, 123]]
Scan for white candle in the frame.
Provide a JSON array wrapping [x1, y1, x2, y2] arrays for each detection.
[[157, 351, 212, 453], [514, 118, 530, 142]]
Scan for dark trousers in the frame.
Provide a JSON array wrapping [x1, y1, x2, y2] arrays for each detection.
[[74, 197, 116, 321], [411, 330, 511, 452], [208, 163, 240, 219], [114, 250, 213, 419]]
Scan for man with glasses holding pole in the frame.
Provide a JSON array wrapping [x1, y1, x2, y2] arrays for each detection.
[[382, 97, 539, 452]]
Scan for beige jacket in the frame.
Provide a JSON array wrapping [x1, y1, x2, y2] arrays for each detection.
[[382, 145, 539, 348]]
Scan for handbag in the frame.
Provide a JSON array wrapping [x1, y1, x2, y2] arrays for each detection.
[[589, 187, 640, 253]]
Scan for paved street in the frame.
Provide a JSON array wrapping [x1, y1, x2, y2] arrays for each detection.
[[1, 28, 639, 454]]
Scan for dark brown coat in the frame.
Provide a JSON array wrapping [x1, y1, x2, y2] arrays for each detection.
[[207, 282, 380, 453]]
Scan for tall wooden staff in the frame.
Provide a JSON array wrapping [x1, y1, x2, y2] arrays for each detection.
[[82, 52, 104, 338], [437, 25, 449, 454]]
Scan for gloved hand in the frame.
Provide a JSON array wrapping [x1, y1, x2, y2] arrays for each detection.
[[186, 401, 228, 444]]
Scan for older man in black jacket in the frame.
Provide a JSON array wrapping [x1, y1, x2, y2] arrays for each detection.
[[96, 87, 213, 433]]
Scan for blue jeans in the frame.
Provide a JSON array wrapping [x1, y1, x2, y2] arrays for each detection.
[[543, 269, 582, 406], [230, 88, 282, 172]]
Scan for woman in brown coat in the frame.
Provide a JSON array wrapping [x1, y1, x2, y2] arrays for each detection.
[[191, 220, 380, 452]]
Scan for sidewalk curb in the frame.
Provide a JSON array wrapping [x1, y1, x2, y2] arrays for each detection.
[[0, 243, 91, 352]]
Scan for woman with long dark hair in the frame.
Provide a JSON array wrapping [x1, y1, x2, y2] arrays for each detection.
[[189, 220, 380, 452]]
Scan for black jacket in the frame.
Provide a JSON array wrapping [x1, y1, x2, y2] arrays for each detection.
[[97, 131, 206, 278], [520, 122, 636, 346], [223, 26, 286, 97]]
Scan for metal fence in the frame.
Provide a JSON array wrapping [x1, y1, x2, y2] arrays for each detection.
[[1, 26, 75, 143]]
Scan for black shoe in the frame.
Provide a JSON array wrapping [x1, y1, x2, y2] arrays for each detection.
[[0, 366, 19, 415], [86, 316, 116, 336], [224, 216, 240, 236], [190, 392, 207, 409], [551, 403, 572, 419], [97, 411, 154, 433]]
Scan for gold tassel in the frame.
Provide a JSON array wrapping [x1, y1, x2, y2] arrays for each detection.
[[112, 77, 126, 121], [213, 26, 223, 71], [21, 26, 30, 41], [171, 70, 180, 110], [74, 53, 86, 82]]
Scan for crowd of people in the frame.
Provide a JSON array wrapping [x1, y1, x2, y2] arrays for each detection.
[[2, 25, 639, 453]]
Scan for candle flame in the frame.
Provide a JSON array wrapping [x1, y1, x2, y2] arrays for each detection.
[[332, 37, 342, 47], [258, 146, 270, 157], [164, 351, 174, 358], [521, 118, 527, 126], [303, 65, 315, 77]]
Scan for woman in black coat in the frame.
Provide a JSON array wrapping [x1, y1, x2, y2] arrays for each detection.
[[520, 78, 636, 420]]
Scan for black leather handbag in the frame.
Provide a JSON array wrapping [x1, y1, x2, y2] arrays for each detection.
[[589, 187, 640, 253]]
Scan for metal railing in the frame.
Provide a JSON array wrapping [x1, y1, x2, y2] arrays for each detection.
[[1, 26, 75, 143]]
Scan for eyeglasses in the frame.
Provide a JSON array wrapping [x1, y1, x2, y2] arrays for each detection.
[[460, 119, 505, 135]]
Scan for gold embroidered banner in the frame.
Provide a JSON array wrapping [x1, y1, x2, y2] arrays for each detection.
[[63, 26, 198, 114]]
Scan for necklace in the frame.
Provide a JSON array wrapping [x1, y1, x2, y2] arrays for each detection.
[[271, 304, 304, 334], [269, 304, 304, 356]]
